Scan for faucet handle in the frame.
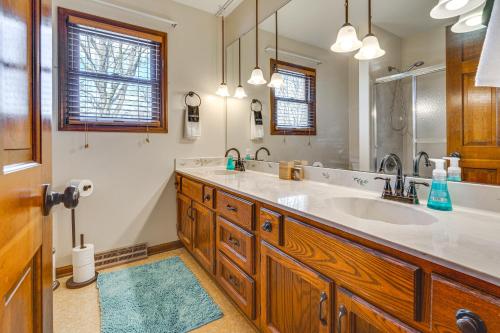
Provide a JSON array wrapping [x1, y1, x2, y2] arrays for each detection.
[[406, 180, 430, 204], [374, 177, 392, 197]]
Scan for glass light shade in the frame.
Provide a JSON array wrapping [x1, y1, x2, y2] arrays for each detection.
[[451, 4, 486, 33], [267, 72, 284, 88], [248, 67, 267, 85], [234, 85, 247, 99], [331, 24, 362, 53], [354, 34, 386, 60], [216, 83, 230, 97], [430, 0, 485, 19]]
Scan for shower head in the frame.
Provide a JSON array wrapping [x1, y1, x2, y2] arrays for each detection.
[[388, 66, 399, 73], [406, 61, 424, 72]]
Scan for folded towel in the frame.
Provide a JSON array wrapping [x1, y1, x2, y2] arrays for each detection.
[[476, 0, 500, 87], [250, 110, 264, 140], [184, 105, 201, 139]]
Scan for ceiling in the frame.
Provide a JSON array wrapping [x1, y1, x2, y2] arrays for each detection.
[[259, 0, 453, 50], [173, 0, 244, 15]]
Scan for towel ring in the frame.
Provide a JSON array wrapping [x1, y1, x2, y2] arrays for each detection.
[[185, 91, 202, 107], [251, 99, 262, 112]]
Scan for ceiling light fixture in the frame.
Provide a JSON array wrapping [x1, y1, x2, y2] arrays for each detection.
[[234, 38, 248, 99], [268, 11, 284, 89], [248, 0, 267, 85], [451, 3, 487, 33], [216, 16, 230, 97], [331, 0, 362, 53], [430, 0, 485, 19], [355, 0, 385, 60]]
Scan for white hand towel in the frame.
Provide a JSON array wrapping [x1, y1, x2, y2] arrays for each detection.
[[184, 107, 201, 139], [250, 111, 264, 140], [476, 0, 500, 87]]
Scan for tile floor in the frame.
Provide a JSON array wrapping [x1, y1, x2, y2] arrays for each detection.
[[54, 248, 258, 333]]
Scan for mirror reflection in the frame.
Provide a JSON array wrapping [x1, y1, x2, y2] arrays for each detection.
[[226, 0, 498, 185]]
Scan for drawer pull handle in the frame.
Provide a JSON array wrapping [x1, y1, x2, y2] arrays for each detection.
[[228, 236, 240, 247], [187, 206, 193, 219], [228, 274, 240, 288], [456, 309, 486, 333], [319, 292, 328, 326], [204, 194, 211, 201], [226, 204, 238, 212], [337, 305, 347, 333], [262, 220, 272, 232]]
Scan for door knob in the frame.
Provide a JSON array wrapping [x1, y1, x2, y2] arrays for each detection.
[[42, 184, 80, 216]]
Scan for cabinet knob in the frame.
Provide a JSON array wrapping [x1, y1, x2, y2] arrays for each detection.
[[204, 194, 211, 201], [262, 220, 273, 232], [456, 309, 487, 333]]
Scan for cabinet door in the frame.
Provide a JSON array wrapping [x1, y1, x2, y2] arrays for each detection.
[[177, 193, 193, 250], [192, 202, 215, 274], [261, 242, 333, 333], [336, 287, 420, 333]]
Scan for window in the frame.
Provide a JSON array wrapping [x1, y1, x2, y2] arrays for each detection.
[[58, 8, 167, 132], [270, 59, 316, 135]]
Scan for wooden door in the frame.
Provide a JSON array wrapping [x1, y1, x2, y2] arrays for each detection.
[[177, 193, 193, 250], [260, 242, 333, 333], [447, 27, 500, 185], [191, 201, 215, 274], [0, 0, 53, 332], [336, 287, 420, 333]]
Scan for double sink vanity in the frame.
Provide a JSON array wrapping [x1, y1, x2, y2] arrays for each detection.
[[175, 161, 500, 333]]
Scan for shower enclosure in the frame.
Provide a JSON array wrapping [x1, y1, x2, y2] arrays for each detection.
[[372, 64, 446, 178]]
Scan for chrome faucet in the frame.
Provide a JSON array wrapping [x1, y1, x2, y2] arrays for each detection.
[[255, 147, 270, 161], [413, 151, 431, 177], [378, 153, 404, 196], [225, 148, 245, 171]]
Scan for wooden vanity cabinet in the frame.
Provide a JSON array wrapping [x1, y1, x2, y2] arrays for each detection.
[[191, 202, 216, 274], [260, 242, 333, 333], [177, 193, 193, 251]]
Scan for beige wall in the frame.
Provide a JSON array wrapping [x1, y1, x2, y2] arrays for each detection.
[[401, 26, 446, 69], [52, 0, 226, 266]]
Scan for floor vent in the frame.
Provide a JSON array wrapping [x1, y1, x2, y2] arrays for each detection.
[[94, 243, 148, 269]]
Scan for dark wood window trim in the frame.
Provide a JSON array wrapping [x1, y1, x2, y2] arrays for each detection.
[[270, 59, 317, 136], [57, 7, 168, 133]]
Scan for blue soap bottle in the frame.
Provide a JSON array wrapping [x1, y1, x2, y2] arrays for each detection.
[[226, 155, 235, 171], [427, 159, 452, 211]]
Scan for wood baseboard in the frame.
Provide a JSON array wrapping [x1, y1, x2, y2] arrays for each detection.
[[55, 240, 184, 279]]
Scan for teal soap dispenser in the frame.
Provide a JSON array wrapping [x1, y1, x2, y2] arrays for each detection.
[[427, 159, 452, 211], [226, 155, 235, 171]]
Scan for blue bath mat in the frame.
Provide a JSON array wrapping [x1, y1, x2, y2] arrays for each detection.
[[97, 256, 223, 333]]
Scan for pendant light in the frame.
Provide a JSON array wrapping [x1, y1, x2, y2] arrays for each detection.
[[430, 0, 486, 19], [234, 38, 248, 99], [451, 2, 486, 33], [268, 11, 284, 89], [355, 0, 385, 60], [248, 0, 267, 85], [216, 15, 230, 97], [331, 0, 362, 53]]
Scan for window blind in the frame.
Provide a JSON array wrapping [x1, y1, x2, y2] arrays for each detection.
[[64, 21, 162, 127]]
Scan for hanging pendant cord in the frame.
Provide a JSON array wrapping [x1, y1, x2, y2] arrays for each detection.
[[222, 16, 225, 83], [255, 0, 259, 68], [368, 0, 372, 34], [345, 0, 349, 24], [275, 12, 278, 63], [238, 38, 242, 85]]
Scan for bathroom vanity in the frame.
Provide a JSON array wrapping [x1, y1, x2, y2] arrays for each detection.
[[175, 166, 500, 333]]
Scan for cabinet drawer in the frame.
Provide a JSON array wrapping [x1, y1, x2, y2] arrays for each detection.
[[431, 274, 500, 333], [181, 177, 203, 202], [216, 191, 254, 231], [216, 251, 255, 319], [217, 216, 255, 275], [259, 208, 283, 247], [284, 218, 422, 324], [203, 185, 215, 209]]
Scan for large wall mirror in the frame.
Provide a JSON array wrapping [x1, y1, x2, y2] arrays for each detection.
[[226, 0, 500, 185]]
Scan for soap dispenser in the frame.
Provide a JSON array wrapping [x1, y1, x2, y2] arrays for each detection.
[[443, 157, 462, 182], [427, 159, 452, 211]]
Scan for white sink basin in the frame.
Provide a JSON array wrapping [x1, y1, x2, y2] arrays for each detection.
[[213, 170, 239, 176], [331, 197, 438, 225]]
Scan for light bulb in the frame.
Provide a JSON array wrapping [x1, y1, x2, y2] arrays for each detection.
[[268, 72, 284, 89], [248, 67, 267, 85], [465, 14, 482, 26], [331, 24, 362, 53], [354, 34, 386, 60], [451, 3, 486, 33], [234, 85, 247, 99], [216, 83, 230, 97], [445, 0, 469, 10]]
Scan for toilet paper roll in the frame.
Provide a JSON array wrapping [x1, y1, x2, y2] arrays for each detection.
[[72, 244, 95, 268], [73, 262, 95, 283], [69, 179, 94, 197]]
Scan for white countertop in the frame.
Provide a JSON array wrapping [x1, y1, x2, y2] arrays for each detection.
[[177, 167, 500, 285]]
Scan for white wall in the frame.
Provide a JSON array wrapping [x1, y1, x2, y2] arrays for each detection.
[[401, 26, 446, 69], [52, 0, 226, 266], [226, 28, 350, 168]]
